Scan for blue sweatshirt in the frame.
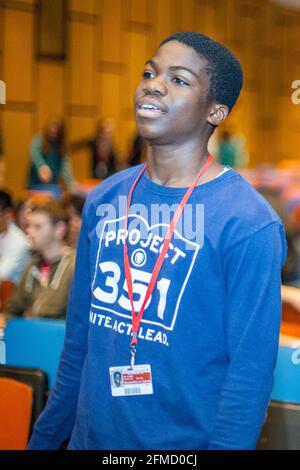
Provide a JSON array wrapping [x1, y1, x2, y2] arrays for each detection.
[[28, 164, 287, 450]]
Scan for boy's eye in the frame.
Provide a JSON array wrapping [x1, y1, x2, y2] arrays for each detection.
[[142, 70, 154, 79], [172, 76, 189, 86]]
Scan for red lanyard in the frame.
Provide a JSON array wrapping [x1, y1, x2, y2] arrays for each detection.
[[124, 154, 213, 366]]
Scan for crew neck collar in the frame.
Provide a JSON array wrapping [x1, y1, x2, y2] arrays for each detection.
[[140, 165, 234, 196]]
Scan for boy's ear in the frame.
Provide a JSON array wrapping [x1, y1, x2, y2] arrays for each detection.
[[207, 104, 229, 127], [55, 220, 68, 240]]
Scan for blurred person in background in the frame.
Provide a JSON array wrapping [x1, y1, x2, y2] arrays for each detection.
[[61, 194, 86, 249], [217, 130, 248, 168], [0, 159, 5, 189], [27, 116, 75, 193], [0, 126, 5, 189], [281, 208, 300, 312], [0, 190, 30, 284], [14, 198, 34, 234], [0, 200, 75, 326], [127, 133, 147, 167], [71, 117, 117, 179], [281, 240, 300, 310], [257, 188, 300, 313]]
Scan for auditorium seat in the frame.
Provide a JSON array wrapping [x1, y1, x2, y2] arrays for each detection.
[[4, 318, 66, 388], [0, 377, 32, 450], [0, 280, 15, 310], [0, 365, 48, 433], [281, 301, 300, 339], [258, 319, 300, 449]]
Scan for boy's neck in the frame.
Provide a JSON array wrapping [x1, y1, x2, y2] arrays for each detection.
[[146, 141, 223, 188], [40, 243, 66, 264]]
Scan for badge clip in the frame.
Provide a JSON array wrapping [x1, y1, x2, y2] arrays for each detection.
[[130, 343, 137, 370]]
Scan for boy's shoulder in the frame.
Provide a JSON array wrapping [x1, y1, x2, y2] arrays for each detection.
[[85, 165, 143, 207], [222, 168, 281, 223], [214, 168, 285, 251]]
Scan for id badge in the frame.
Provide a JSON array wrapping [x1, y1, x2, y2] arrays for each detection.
[[109, 364, 153, 397]]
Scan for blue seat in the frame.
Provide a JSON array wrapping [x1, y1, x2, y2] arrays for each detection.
[[28, 184, 62, 199], [271, 344, 300, 404], [4, 318, 66, 389], [5, 320, 299, 401]]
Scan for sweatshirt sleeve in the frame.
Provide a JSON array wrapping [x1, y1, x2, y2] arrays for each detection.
[[60, 156, 75, 190], [208, 221, 287, 450], [3, 264, 31, 317], [30, 135, 47, 171], [27, 209, 91, 450]]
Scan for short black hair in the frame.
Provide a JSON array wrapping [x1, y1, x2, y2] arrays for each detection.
[[0, 190, 13, 212], [160, 31, 243, 112]]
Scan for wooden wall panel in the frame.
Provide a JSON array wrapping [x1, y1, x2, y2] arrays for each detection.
[[70, 0, 95, 15], [37, 63, 64, 130], [153, 0, 173, 45], [3, 8, 34, 102], [69, 20, 94, 106], [14, 0, 35, 4], [1, 0, 300, 194], [2, 110, 32, 195], [129, 0, 147, 24], [37, 0, 66, 60], [0, 6, 4, 72], [181, 0, 196, 31], [98, 72, 120, 121], [128, 31, 147, 118], [100, 0, 122, 64], [168, 0, 182, 33], [68, 115, 95, 179], [277, 9, 300, 160], [194, 1, 207, 34]]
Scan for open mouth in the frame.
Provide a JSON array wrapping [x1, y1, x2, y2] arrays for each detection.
[[136, 103, 167, 117], [139, 104, 162, 111]]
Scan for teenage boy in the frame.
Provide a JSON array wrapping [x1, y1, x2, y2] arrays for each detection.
[[28, 32, 286, 450]]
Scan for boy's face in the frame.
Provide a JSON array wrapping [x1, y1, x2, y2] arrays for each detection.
[[26, 212, 64, 253], [134, 40, 214, 145]]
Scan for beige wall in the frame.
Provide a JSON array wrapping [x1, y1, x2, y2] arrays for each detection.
[[0, 0, 300, 196]]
